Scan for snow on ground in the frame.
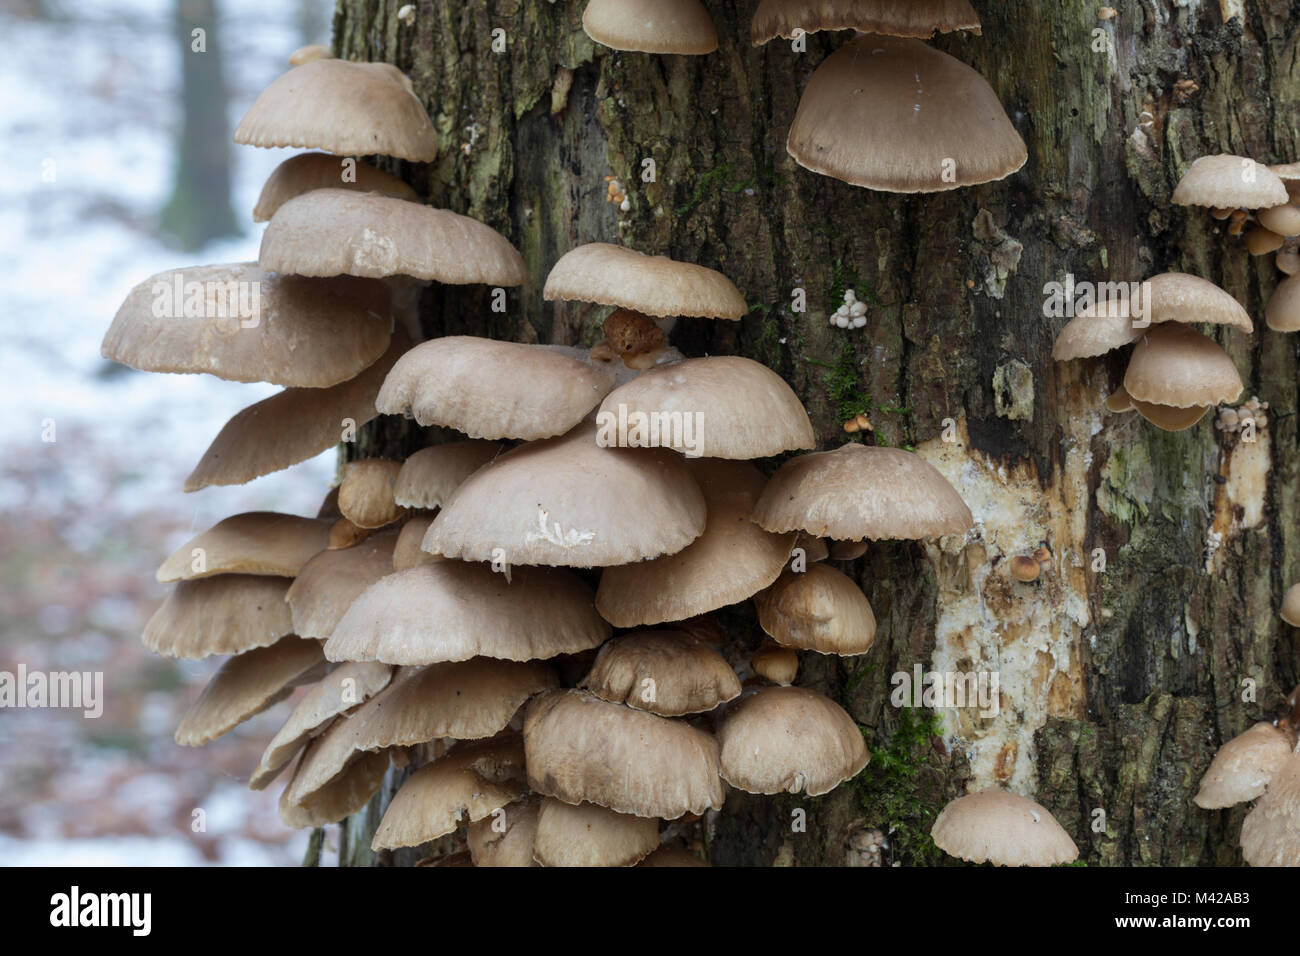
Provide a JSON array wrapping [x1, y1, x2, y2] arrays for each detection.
[[0, 0, 337, 866]]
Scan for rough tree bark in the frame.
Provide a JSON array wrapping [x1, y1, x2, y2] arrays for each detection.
[[321, 0, 1300, 866]]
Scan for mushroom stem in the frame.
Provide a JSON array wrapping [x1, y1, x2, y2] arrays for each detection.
[[384, 276, 429, 343], [602, 308, 668, 368]]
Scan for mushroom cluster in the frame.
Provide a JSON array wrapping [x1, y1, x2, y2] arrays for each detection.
[[1193, 684, 1300, 867], [829, 287, 869, 329], [1051, 272, 1249, 432], [754, 0, 1026, 192], [1173, 155, 1300, 332]]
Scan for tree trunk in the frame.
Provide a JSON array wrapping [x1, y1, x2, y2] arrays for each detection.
[[323, 0, 1300, 866]]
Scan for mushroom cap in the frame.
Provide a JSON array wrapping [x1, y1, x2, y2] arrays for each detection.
[[234, 59, 437, 161], [1257, 202, 1300, 237], [752, 443, 974, 541], [581, 0, 718, 54], [174, 636, 326, 746], [752, 641, 799, 685], [1171, 155, 1289, 209], [931, 789, 1079, 866], [338, 458, 404, 529], [250, 661, 394, 790], [371, 735, 529, 849], [1104, 384, 1134, 413], [1194, 722, 1295, 809], [594, 356, 815, 459], [392, 515, 442, 571], [579, 630, 742, 716], [156, 512, 331, 582], [467, 796, 540, 867], [184, 327, 410, 492], [252, 152, 417, 222], [324, 562, 610, 665], [1129, 397, 1209, 432], [143, 574, 293, 659], [786, 35, 1027, 193], [752, 0, 980, 43], [1050, 299, 1145, 361], [1266, 275, 1300, 333], [717, 685, 868, 796], [1122, 324, 1243, 409], [543, 243, 746, 319], [524, 689, 725, 818], [533, 797, 660, 867], [102, 263, 392, 387], [755, 563, 877, 656], [260, 190, 527, 285], [1240, 750, 1300, 867], [287, 44, 330, 66], [424, 422, 707, 567], [393, 441, 502, 509], [279, 748, 390, 829], [376, 337, 615, 440], [595, 459, 797, 626], [1281, 582, 1300, 627], [1145, 272, 1253, 331], [285, 531, 399, 639]]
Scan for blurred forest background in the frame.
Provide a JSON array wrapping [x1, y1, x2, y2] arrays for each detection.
[[0, 0, 334, 865]]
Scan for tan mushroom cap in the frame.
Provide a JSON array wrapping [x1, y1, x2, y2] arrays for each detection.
[[786, 36, 1027, 193], [1104, 384, 1134, 413], [377, 337, 614, 440], [579, 630, 742, 716], [279, 748, 390, 829], [393, 441, 502, 509], [717, 685, 868, 796], [1050, 299, 1146, 361], [371, 734, 529, 850], [1271, 162, 1300, 181], [392, 514, 443, 571], [1266, 275, 1300, 333], [544, 243, 746, 320], [931, 789, 1079, 866], [1240, 750, 1300, 867], [594, 356, 815, 459], [582, 0, 718, 54], [289, 660, 552, 807], [143, 574, 293, 659], [752, 641, 799, 685], [324, 562, 610, 665], [467, 795, 540, 867], [1145, 272, 1253, 331], [524, 689, 725, 818], [260, 190, 527, 285], [234, 58, 437, 161], [1281, 582, 1300, 627], [184, 327, 410, 492], [250, 661, 394, 790], [1194, 722, 1295, 809], [752, 443, 974, 541], [1122, 324, 1243, 408], [287, 44, 330, 66], [756, 563, 876, 656], [338, 458, 404, 529], [174, 636, 326, 746], [285, 530, 399, 639], [252, 152, 417, 222], [424, 422, 707, 568], [1129, 396, 1209, 432], [638, 844, 709, 866], [1172, 154, 1289, 209], [596, 459, 797, 627], [1257, 203, 1300, 237], [752, 0, 979, 43], [156, 512, 331, 582], [102, 263, 392, 387], [533, 797, 659, 867]]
